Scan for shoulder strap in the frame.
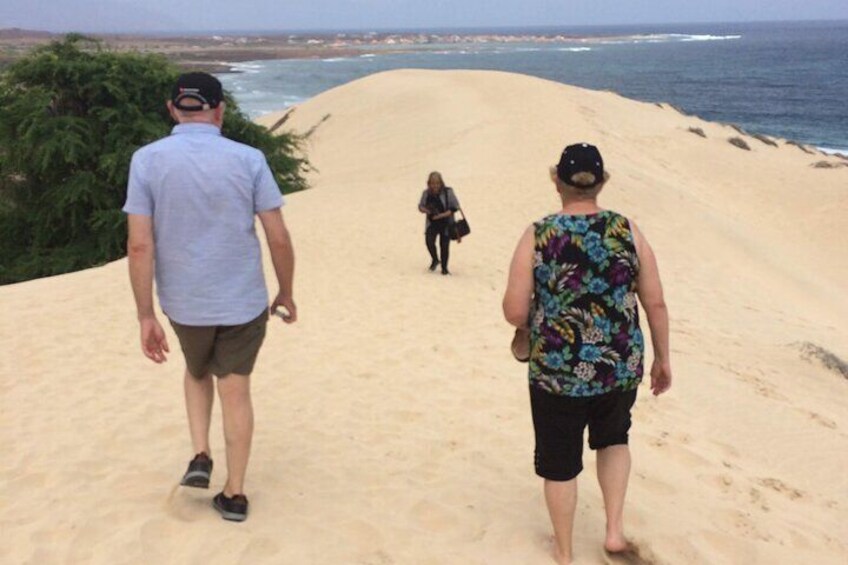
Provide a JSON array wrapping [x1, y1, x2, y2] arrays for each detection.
[[446, 187, 464, 218]]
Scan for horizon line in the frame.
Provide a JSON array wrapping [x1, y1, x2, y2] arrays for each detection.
[[4, 17, 847, 37]]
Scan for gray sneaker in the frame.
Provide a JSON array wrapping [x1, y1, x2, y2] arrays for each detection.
[[180, 453, 213, 489], [213, 492, 249, 522]]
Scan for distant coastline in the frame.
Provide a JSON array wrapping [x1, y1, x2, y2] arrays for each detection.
[[0, 27, 714, 73], [4, 23, 845, 156]]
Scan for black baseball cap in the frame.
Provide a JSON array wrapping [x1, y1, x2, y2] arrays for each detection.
[[171, 72, 223, 111], [556, 143, 605, 188]]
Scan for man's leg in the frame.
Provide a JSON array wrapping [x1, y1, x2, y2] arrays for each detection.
[[216, 373, 254, 496], [544, 478, 578, 565], [184, 369, 214, 455], [596, 444, 631, 552]]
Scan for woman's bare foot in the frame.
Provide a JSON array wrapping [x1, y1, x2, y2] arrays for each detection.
[[548, 535, 572, 564], [604, 533, 630, 553], [603, 539, 649, 564], [552, 544, 572, 564]]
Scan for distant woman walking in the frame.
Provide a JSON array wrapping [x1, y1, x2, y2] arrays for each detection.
[[502, 143, 672, 564], [418, 171, 460, 275]]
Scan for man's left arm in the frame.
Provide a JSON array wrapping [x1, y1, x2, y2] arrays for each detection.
[[257, 208, 297, 324]]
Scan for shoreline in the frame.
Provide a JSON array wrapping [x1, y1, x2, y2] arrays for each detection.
[[0, 27, 734, 73]]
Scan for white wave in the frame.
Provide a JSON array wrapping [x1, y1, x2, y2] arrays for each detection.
[[678, 34, 742, 42], [819, 146, 848, 157], [556, 47, 592, 52], [321, 57, 348, 62], [229, 62, 266, 73], [359, 53, 376, 58], [602, 33, 742, 45]]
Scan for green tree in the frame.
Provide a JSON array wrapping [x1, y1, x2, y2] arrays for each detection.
[[0, 34, 309, 285]]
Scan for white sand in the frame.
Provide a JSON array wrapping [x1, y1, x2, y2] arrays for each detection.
[[2, 69, 846, 564]]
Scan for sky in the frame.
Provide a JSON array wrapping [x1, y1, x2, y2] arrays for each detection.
[[2, 0, 847, 33]]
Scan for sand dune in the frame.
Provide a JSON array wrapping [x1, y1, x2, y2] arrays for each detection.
[[2, 69, 846, 565]]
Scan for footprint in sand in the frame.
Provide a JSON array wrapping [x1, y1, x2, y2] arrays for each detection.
[[356, 549, 395, 565], [708, 440, 741, 460], [239, 537, 283, 562], [408, 499, 459, 534], [757, 477, 803, 500], [748, 487, 771, 512], [806, 411, 837, 429], [162, 483, 210, 522], [633, 471, 676, 496], [601, 540, 659, 565]]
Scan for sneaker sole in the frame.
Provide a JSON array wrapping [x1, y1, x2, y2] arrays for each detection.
[[213, 500, 247, 522], [180, 471, 211, 489]]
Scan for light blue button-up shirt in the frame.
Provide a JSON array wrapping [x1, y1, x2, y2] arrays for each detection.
[[123, 123, 284, 326]]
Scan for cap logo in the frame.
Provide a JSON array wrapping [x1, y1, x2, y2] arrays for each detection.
[[171, 72, 223, 112]]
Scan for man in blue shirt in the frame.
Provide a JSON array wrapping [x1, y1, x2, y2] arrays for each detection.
[[124, 72, 296, 522]]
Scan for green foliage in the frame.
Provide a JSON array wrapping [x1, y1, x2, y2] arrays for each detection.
[[0, 35, 309, 285]]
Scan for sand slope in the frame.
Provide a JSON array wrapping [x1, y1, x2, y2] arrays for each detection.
[[2, 69, 846, 565]]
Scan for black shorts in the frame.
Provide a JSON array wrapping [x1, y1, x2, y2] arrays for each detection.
[[530, 385, 637, 481], [169, 310, 268, 378]]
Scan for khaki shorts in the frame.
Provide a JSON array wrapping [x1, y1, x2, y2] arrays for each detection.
[[169, 310, 268, 377]]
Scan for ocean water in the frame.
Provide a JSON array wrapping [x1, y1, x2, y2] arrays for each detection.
[[219, 20, 848, 154]]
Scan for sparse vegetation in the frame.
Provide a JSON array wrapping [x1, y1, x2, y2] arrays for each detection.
[[728, 137, 751, 151], [811, 161, 848, 169], [752, 133, 778, 147], [785, 140, 816, 154], [796, 342, 848, 379]]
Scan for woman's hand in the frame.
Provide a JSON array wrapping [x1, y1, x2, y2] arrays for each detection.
[[650, 359, 672, 396]]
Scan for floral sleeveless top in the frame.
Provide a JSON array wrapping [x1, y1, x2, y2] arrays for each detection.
[[529, 211, 644, 397]]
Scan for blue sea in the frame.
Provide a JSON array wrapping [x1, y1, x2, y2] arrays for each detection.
[[218, 20, 848, 154]]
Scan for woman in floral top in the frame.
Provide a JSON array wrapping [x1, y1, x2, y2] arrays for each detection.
[[503, 143, 672, 565]]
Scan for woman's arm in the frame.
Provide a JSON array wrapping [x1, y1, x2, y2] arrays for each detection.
[[447, 187, 461, 212], [502, 225, 536, 329], [631, 221, 672, 395], [418, 190, 431, 214]]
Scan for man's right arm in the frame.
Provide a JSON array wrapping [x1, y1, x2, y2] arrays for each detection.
[[127, 214, 169, 363], [257, 208, 297, 323]]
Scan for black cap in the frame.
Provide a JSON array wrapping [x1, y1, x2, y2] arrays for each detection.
[[171, 72, 223, 111], [556, 143, 604, 188]]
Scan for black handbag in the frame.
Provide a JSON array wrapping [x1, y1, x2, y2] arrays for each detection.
[[451, 209, 470, 240]]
